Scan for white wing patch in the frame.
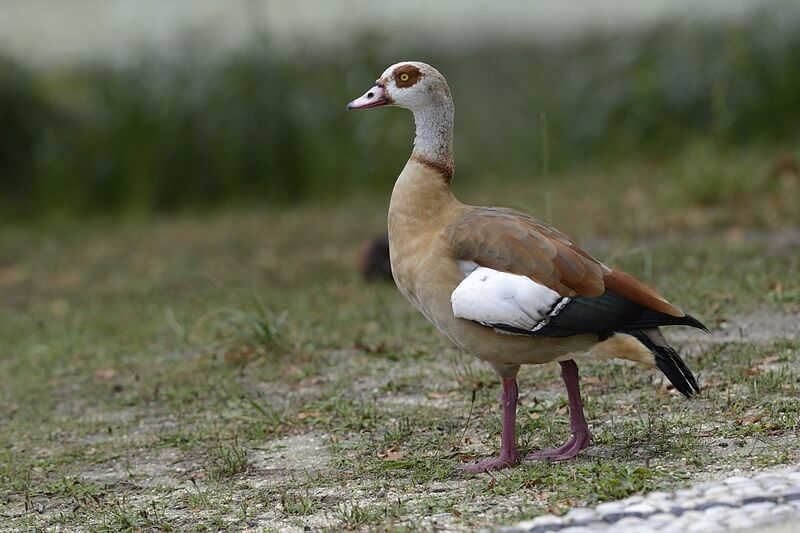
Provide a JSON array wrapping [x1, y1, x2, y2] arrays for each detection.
[[451, 266, 570, 333]]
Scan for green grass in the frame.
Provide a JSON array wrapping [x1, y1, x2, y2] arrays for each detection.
[[0, 160, 799, 530], [209, 438, 250, 481]]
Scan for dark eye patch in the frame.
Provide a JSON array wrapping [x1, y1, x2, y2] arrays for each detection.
[[394, 65, 422, 88]]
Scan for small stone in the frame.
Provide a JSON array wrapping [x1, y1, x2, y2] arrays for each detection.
[[675, 488, 701, 499], [741, 495, 780, 505], [731, 484, 769, 499], [764, 483, 791, 494], [614, 517, 645, 528], [564, 508, 597, 523], [784, 472, 800, 483], [660, 520, 695, 533], [624, 495, 645, 505], [702, 505, 736, 519], [595, 502, 624, 515], [559, 527, 598, 533], [741, 501, 776, 511], [623, 502, 657, 515], [720, 514, 756, 529], [614, 527, 655, 533], [525, 515, 564, 527], [679, 510, 704, 522], [601, 512, 633, 523], [686, 518, 724, 532], [695, 500, 731, 512], [712, 494, 742, 507], [770, 504, 799, 517], [506, 520, 535, 532], [646, 499, 678, 513], [740, 501, 777, 519], [678, 497, 702, 510], [667, 505, 687, 516], [647, 512, 676, 523], [723, 476, 751, 486], [702, 485, 731, 499]]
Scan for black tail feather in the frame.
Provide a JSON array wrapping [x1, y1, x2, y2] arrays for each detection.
[[632, 311, 709, 333], [621, 329, 700, 398]]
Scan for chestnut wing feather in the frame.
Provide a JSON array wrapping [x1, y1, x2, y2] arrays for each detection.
[[445, 207, 684, 317]]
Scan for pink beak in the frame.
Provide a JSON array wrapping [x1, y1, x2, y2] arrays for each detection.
[[347, 84, 389, 110]]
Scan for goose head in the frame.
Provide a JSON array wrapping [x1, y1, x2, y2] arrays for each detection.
[[347, 61, 451, 112]]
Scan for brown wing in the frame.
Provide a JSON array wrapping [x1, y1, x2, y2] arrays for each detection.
[[445, 207, 684, 317]]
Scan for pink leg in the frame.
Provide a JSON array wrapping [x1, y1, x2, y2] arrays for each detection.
[[527, 360, 591, 461], [460, 378, 521, 473]]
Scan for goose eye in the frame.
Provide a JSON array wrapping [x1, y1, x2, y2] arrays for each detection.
[[399, 73, 410, 82]]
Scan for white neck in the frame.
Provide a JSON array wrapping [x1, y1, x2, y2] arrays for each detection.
[[411, 98, 454, 175]]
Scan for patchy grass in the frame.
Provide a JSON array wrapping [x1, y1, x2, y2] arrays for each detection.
[[209, 438, 250, 481], [0, 166, 799, 530]]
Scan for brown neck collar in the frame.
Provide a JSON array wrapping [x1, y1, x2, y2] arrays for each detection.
[[411, 153, 454, 184]]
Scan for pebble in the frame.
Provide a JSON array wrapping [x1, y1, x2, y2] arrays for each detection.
[[647, 512, 677, 523], [741, 501, 778, 516], [772, 504, 796, 515], [721, 515, 757, 529], [686, 519, 723, 533], [723, 476, 751, 485], [559, 527, 597, 533], [506, 467, 800, 533], [613, 517, 645, 528], [675, 488, 701, 499], [765, 483, 790, 494], [733, 484, 768, 499], [702, 485, 730, 499], [702, 505, 734, 519], [564, 508, 598, 522], [624, 502, 658, 515], [594, 501, 624, 515], [660, 521, 693, 533]]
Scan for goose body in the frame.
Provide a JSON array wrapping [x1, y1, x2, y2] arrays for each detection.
[[387, 159, 601, 369], [349, 62, 705, 472]]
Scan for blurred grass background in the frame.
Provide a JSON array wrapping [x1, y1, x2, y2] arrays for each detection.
[[2, 4, 800, 529], [1, 2, 799, 219]]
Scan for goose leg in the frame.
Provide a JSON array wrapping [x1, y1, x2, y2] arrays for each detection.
[[527, 359, 591, 461], [460, 377, 521, 473]]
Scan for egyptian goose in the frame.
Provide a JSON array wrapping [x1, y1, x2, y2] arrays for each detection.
[[347, 62, 706, 473]]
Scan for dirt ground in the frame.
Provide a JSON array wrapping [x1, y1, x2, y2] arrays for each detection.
[[1, 191, 798, 531]]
